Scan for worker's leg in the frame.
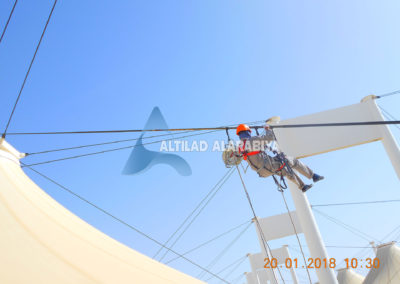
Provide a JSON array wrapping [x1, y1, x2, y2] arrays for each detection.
[[286, 157, 314, 179], [286, 156, 324, 184], [280, 169, 313, 192], [267, 156, 313, 192], [280, 168, 305, 189]]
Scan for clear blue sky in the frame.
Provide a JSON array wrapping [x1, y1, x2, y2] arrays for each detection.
[[1, 0, 400, 283]]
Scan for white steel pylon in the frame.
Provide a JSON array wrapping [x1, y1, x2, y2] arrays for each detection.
[[259, 96, 400, 284]]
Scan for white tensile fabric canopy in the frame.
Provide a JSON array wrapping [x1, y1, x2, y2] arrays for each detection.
[[363, 242, 400, 284], [336, 268, 364, 284], [0, 140, 204, 284]]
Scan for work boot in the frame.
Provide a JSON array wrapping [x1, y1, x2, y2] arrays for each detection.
[[301, 184, 313, 193], [312, 174, 324, 183]]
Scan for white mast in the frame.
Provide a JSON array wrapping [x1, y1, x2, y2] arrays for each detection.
[[362, 95, 400, 178], [266, 95, 400, 284]]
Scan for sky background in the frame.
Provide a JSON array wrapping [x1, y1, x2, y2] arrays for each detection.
[[1, 0, 400, 283]]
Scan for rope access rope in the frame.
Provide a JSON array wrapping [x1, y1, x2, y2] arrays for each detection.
[[235, 165, 285, 284], [280, 191, 313, 284], [270, 129, 312, 284]]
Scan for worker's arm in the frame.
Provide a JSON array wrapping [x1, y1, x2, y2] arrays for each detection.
[[245, 130, 274, 152], [254, 128, 275, 142], [262, 129, 275, 141]]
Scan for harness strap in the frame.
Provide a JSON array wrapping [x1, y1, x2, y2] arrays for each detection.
[[238, 139, 261, 160], [276, 161, 286, 172]]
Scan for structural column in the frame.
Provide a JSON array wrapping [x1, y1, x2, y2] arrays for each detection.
[[283, 245, 299, 284], [268, 116, 338, 284], [254, 217, 280, 284], [287, 181, 338, 283], [363, 95, 400, 179]]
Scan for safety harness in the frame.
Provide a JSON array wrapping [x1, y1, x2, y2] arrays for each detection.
[[238, 139, 261, 160], [224, 127, 296, 192], [238, 138, 291, 191]]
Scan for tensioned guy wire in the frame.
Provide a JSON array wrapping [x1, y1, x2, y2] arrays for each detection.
[[0, 0, 18, 45], [313, 208, 378, 242], [197, 222, 252, 280], [22, 120, 263, 158], [22, 163, 231, 284], [26, 120, 265, 156], [204, 255, 247, 282], [7, 120, 400, 135], [376, 90, 400, 99], [158, 168, 236, 262], [23, 130, 218, 167], [164, 220, 251, 264], [379, 105, 400, 132], [22, 120, 265, 167], [221, 255, 248, 281], [26, 130, 199, 156], [154, 168, 235, 260], [3, 0, 58, 138], [311, 199, 400, 207]]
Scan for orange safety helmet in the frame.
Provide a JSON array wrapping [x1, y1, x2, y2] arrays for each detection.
[[236, 124, 252, 135]]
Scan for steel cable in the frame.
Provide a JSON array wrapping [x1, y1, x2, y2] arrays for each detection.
[[164, 220, 251, 265], [23, 130, 217, 167], [153, 168, 234, 259], [197, 222, 252, 280], [26, 130, 199, 156], [7, 120, 400, 136], [313, 208, 378, 242], [158, 168, 236, 262], [22, 163, 230, 283], [3, 0, 58, 137], [235, 165, 285, 284], [311, 199, 400, 207], [376, 90, 400, 99], [0, 0, 18, 45]]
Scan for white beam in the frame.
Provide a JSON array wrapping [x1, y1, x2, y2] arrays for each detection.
[[254, 217, 280, 284], [258, 211, 302, 241], [245, 272, 259, 284], [248, 246, 299, 284]]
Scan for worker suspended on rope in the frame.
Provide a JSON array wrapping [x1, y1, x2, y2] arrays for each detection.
[[232, 123, 324, 192]]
